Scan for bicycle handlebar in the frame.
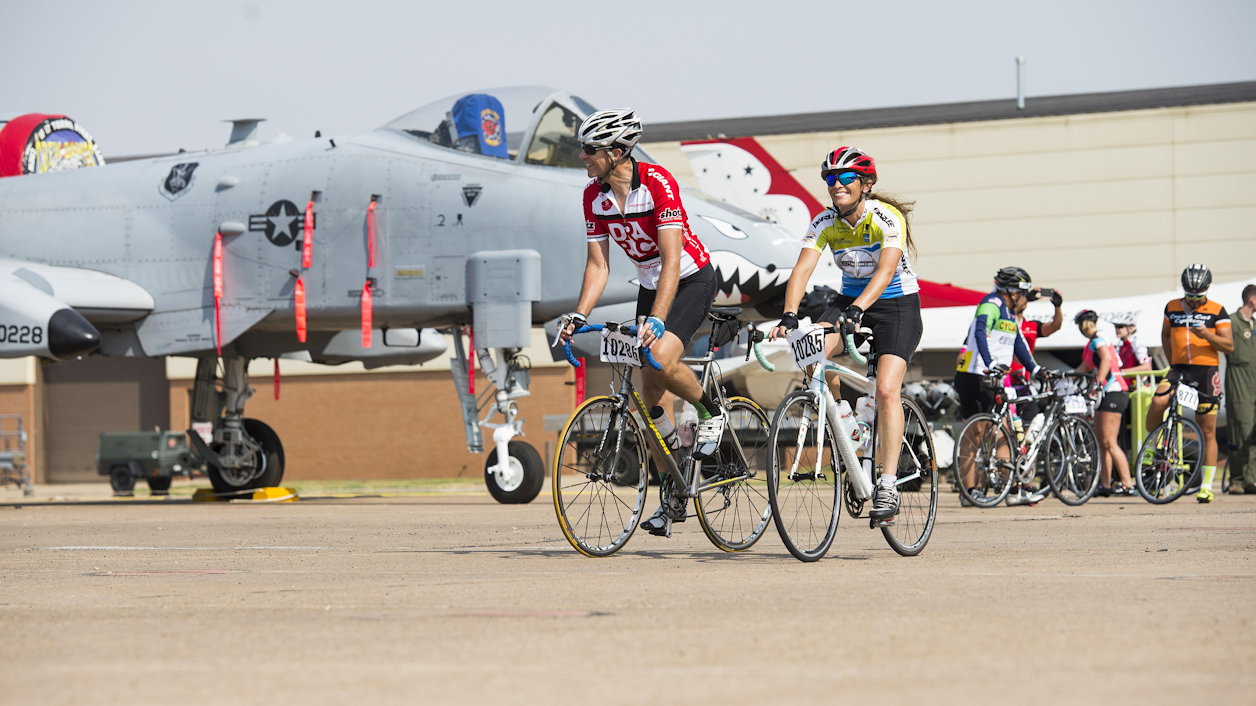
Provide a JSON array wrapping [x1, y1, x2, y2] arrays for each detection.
[[562, 324, 663, 371]]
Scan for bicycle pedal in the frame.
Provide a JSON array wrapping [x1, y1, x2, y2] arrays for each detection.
[[870, 517, 895, 529]]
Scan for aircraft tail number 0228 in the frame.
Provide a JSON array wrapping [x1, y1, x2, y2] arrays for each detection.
[[600, 328, 642, 367], [0, 325, 43, 345]]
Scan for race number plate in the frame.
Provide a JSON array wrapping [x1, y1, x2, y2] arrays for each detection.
[[1176, 384, 1199, 411], [600, 328, 641, 367], [786, 325, 826, 370], [1064, 395, 1087, 415]]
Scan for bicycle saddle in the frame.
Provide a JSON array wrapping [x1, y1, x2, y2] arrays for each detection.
[[707, 307, 742, 321]]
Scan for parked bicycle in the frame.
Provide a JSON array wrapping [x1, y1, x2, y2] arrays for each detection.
[[954, 366, 1102, 507], [766, 322, 939, 562], [1133, 376, 1204, 504], [553, 308, 775, 557]]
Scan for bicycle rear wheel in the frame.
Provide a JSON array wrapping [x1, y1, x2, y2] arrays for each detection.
[[695, 397, 774, 552], [553, 396, 650, 557], [881, 398, 938, 556], [1045, 415, 1101, 505], [1134, 416, 1203, 504], [767, 390, 843, 562], [953, 413, 1016, 507]]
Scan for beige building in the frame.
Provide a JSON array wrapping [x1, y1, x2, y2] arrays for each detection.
[[644, 81, 1256, 300], [3, 81, 1253, 483]]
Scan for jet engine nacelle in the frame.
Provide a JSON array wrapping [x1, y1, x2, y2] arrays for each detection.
[[0, 274, 101, 360]]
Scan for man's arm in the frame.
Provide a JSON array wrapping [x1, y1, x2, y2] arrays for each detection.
[[1041, 296, 1064, 337], [1196, 324, 1234, 354], [640, 227, 683, 348], [973, 302, 999, 367], [562, 240, 611, 342]]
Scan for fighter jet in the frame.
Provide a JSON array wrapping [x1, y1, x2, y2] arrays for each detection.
[[0, 87, 801, 502]]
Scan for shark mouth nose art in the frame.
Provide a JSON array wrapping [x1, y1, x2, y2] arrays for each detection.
[[709, 251, 790, 307]]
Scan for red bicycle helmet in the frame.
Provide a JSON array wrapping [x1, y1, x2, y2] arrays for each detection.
[[821, 146, 877, 184]]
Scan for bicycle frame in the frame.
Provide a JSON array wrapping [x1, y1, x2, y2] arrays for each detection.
[[788, 336, 925, 502], [592, 330, 758, 501]]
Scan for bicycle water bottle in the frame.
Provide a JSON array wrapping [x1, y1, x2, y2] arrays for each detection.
[[1012, 416, 1025, 443], [1024, 414, 1045, 446], [649, 406, 681, 453], [676, 402, 699, 448], [854, 396, 875, 456], [836, 400, 861, 446]]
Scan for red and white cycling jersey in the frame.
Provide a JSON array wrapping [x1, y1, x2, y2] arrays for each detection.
[[583, 159, 710, 290]]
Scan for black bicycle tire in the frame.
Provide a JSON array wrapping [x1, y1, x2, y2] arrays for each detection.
[[553, 396, 650, 557], [953, 413, 1016, 507], [694, 397, 774, 552], [767, 390, 843, 562], [1046, 416, 1101, 506], [880, 398, 939, 556], [1134, 416, 1204, 505]]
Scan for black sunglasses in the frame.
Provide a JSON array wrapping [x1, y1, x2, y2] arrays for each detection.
[[582, 144, 608, 156]]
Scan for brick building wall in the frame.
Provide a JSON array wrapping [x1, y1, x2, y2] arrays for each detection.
[[169, 365, 577, 480]]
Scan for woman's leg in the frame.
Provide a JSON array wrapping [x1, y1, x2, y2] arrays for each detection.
[[875, 355, 908, 478], [1096, 411, 1130, 487]]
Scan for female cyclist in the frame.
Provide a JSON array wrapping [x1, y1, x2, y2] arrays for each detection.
[[1074, 310, 1135, 496], [769, 147, 923, 523]]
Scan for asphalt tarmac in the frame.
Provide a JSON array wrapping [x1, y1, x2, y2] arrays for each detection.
[[1, 487, 1253, 705]]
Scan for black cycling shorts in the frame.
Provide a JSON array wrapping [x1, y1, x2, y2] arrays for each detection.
[[953, 371, 995, 419], [635, 264, 715, 348], [818, 292, 923, 364], [1165, 364, 1221, 415], [1098, 391, 1129, 414]]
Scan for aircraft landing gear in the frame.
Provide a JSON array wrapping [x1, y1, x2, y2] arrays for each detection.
[[449, 333, 544, 504], [187, 357, 286, 495]]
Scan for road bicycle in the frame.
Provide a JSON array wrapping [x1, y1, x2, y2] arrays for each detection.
[[553, 308, 775, 557], [954, 366, 1101, 507], [1134, 377, 1204, 504], [766, 323, 938, 562]]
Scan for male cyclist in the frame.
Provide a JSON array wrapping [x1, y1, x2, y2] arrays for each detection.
[[557, 109, 721, 537], [1144, 264, 1234, 502], [953, 267, 1047, 505]]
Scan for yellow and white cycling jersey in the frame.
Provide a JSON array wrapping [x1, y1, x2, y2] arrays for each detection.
[[802, 199, 919, 299]]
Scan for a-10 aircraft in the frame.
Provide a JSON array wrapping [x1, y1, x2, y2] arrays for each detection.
[[0, 86, 803, 501]]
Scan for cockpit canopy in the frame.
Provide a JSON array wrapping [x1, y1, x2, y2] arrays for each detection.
[[383, 86, 654, 168]]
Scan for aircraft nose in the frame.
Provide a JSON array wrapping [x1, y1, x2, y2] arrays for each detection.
[[47, 308, 101, 359]]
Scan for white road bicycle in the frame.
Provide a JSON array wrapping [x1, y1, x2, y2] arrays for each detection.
[[767, 323, 939, 562]]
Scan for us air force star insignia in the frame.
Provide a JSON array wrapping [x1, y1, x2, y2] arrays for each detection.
[[248, 199, 302, 246]]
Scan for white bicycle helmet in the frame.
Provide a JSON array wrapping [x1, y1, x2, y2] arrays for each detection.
[[1110, 312, 1137, 327], [578, 109, 642, 152]]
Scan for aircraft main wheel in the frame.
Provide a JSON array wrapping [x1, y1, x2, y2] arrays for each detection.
[[485, 441, 544, 504], [146, 476, 173, 495], [109, 464, 136, 497], [205, 419, 286, 495]]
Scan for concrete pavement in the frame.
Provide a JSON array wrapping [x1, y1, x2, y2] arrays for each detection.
[[1, 490, 1253, 705]]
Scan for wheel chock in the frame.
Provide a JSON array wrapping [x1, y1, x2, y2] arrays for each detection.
[[251, 487, 298, 502], [191, 487, 298, 502]]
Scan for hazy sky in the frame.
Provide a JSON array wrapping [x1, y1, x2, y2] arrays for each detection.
[[4, 0, 1253, 156]]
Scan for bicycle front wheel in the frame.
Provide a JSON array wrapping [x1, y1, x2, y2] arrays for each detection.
[[695, 397, 774, 552], [553, 396, 650, 557], [767, 390, 843, 562], [953, 413, 1016, 507], [1045, 415, 1101, 506], [1135, 416, 1203, 504], [881, 398, 939, 556]]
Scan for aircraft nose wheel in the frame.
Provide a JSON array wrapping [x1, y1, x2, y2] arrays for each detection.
[[484, 440, 544, 504], [205, 418, 286, 495]]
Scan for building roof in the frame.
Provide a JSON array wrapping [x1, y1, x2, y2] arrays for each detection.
[[645, 81, 1256, 143]]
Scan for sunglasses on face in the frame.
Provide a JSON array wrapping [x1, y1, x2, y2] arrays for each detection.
[[1185, 292, 1208, 300], [582, 144, 606, 156], [824, 171, 860, 187]]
